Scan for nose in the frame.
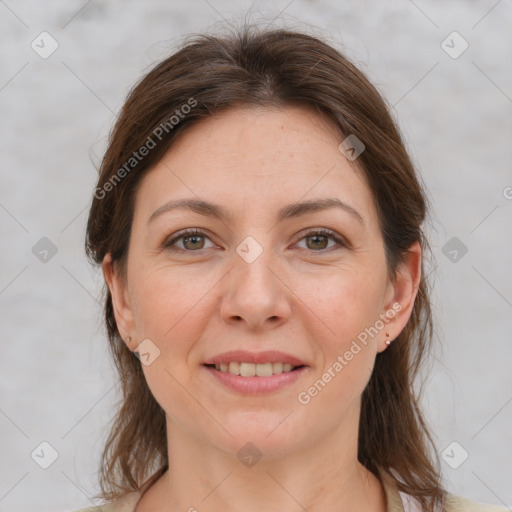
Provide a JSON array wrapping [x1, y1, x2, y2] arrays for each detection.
[[219, 247, 292, 332]]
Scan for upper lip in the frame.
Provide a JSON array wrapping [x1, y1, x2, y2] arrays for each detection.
[[203, 350, 308, 367]]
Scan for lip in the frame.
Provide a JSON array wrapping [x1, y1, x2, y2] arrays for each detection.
[[203, 350, 307, 367], [204, 365, 308, 395]]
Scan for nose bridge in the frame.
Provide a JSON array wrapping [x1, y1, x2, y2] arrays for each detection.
[[232, 234, 278, 299], [220, 233, 291, 329]]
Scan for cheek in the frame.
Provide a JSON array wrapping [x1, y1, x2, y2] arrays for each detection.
[[130, 267, 218, 420], [296, 275, 380, 416], [296, 268, 386, 343], [131, 264, 217, 342], [295, 269, 384, 400]]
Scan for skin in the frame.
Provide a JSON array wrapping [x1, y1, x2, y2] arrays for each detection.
[[103, 104, 421, 512]]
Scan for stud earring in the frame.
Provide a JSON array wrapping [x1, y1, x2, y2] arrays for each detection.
[[385, 333, 391, 346], [126, 336, 131, 344]]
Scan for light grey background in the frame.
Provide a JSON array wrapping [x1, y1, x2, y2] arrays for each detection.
[[1, 1, 511, 511]]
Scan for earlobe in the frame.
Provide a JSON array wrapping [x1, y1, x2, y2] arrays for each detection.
[[102, 253, 136, 348], [378, 241, 422, 352]]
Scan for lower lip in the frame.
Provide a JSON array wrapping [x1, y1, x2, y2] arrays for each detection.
[[204, 365, 308, 395]]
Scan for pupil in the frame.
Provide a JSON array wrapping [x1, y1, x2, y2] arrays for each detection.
[[185, 235, 203, 249], [309, 235, 327, 250]]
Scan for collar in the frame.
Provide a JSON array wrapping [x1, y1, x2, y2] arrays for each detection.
[[379, 469, 407, 512], [106, 469, 407, 512]]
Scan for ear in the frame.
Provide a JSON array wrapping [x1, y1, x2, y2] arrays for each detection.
[[102, 253, 136, 351], [377, 241, 422, 353]]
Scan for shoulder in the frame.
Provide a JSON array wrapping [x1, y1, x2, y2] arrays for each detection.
[[65, 491, 142, 512], [381, 469, 508, 512], [65, 506, 117, 512], [444, 492, 509, 512]]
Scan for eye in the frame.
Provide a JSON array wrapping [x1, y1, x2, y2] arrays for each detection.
[[163, 227, 348, 254], [295, 228, 347, 252], [163, 228, 215, 252]]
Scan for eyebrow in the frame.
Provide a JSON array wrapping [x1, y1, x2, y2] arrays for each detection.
[[148, 197, 364, 225]]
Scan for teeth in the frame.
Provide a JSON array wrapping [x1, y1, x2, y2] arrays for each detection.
[[213, 362, 298, 376], [229, 362, 240, 375], [240, 362, 256, 377], [256, 363, 272, 377], [273, 362, 283, 374]]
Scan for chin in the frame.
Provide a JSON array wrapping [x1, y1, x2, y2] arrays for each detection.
[[210, 410, 312, 458]]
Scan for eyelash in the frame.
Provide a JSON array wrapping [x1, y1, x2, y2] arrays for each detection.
[[162, 228, 348, 254]]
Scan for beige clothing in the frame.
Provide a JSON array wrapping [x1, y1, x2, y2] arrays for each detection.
[[70, 471, 509, 512]]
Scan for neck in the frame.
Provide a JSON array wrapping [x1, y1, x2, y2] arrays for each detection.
[[137, 409, 387, 512]]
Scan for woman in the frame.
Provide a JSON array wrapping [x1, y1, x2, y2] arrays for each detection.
[[79, 25, 507, 512]]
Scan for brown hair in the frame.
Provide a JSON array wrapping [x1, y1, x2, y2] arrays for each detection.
[[86, 23, 444, 511]]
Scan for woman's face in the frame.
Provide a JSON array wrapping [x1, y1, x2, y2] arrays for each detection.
[[105, 105, 419, 459]]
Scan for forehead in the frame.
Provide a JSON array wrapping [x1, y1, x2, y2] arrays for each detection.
[[134, 105, 376, 227]]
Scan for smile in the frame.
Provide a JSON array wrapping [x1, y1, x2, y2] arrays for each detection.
[[209, 362, 301, 377], [203, 363, 308, 395]]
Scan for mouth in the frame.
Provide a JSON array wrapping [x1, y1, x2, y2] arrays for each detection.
[[202, 350, 309, 394], [204, 362, 306, 377], [202, 361, 308, 395]]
